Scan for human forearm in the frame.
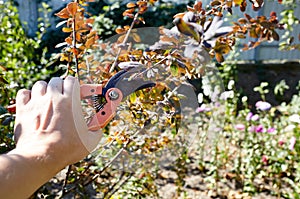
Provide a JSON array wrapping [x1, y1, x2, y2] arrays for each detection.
[[0, 148, 63, 199]]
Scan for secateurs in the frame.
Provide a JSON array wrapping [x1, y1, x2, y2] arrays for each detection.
[[80, 67, 155, 131]]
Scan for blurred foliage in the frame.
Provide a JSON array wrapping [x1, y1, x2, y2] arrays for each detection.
[[0, 0, 50, 153]]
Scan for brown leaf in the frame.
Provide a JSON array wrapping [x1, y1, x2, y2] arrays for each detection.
[[194, 1, 202, 11], [138, 17, 145, 24], [252, 41, 261, 48], [132, 33, 141, 42], [249, 28, 258, 38], [272, 30, 279, 41], [215, 52, 224, 62], [244, 13, 252, 21], [55, 8, 69, 19], [65, 37, 72, 45], [138, 6, 148, 14], [116, 27, 126, 34], [123, 9, 135, 18], [240, 0, 247, 12], [238, 18, 247, 24], [85, 37, 95, 48], [0, 65, 7, 71], [67, 2, 78, 16], [211, 0, 222, 6], [126, 2, 136, 8], [137, 1, 147, 7]]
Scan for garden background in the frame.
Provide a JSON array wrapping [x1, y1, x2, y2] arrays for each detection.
[[1, 0, 300, 198]]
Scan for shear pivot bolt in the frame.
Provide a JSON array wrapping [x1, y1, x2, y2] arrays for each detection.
[[109, 90, 119, 100]]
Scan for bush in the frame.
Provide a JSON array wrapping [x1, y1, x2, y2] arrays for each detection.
[[0, 0, 50, 153]]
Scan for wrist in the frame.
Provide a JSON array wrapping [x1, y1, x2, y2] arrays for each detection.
[[8, 143, 66, 175]]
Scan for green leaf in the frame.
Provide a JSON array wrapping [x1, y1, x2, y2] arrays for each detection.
[[170, 64, 178, 76], [129, 92, 137, 103]]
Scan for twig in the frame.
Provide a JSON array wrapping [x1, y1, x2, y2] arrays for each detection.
[[61, 165, 72, 197], [104, 173, 133, 199], [102, 171, 126, 198], [109, 12, 140, 73], [72, 15, 80, 80]]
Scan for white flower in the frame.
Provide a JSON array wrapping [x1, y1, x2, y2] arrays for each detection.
[[289, 114, 300, 124], [227, 80, 235, 90], [220, 91, 234, 100], [284, 124, 296, 132], [255, 101, 271, 111]]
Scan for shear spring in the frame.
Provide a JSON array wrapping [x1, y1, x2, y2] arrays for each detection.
[[91, 95, 106, 112]]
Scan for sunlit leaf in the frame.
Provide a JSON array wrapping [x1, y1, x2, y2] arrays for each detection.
[[116, 27, 126, 34], [60, 53, 71, 61], [67, 2, 78, 16], [170, 65, 179, 76], [249, 28, 258, 38], [238, 18, 247, 24], [194, 1, 202, 11], [85, 37, 95, 48], [55, 8, 69, 19], [132, 33, 141, 42], [126, 2, 136, 8], [215, 52, 224, 62], [211, 0, 222, 6], [130, 92, 137, 103], [233, 0, 244, 5], [62, 27, 73, 33], [173, 18, 200, 42]]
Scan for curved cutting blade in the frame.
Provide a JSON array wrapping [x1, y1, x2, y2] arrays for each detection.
[[103, 66, 156, 99]]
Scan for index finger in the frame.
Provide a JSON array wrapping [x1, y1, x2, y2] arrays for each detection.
[[63, 76, 77, 97]]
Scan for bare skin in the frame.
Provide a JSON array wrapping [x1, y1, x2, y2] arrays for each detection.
[[0, 76, 102, 199]]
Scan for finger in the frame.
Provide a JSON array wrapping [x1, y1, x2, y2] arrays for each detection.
[[47, 77, 63, 94], [16, 89, 31, 106], [63, 76, 76, 97], [31, 81, 47, 98]]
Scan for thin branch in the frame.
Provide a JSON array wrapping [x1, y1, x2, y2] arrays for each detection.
[[109, 12, 140, 73], [60, 165, 72, 197], [72, 16, 80, 80], [104, 173, 133, 199]]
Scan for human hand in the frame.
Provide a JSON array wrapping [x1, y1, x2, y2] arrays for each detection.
[[12, 76, 102, 170]]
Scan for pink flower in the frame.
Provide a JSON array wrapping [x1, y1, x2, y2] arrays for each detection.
[[251, 114, 259, 121], [248, 125, 256, 132], [196, 104, 211, 113], [278, 140, 285, 146], [289, 136, 296, 150], [246, 112, 253, 121], [235, 124, 245, 131], [255, 124, 264, 133], [267, 127, 275, 133], [256, 101, 271, 111], [262, 155, 268, 165]]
